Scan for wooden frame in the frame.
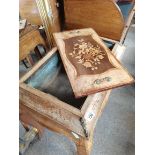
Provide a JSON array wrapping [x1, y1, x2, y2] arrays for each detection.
[[20, 40, 126, 154], [63, 0, 135, 44], [19, 0, 61, 48]]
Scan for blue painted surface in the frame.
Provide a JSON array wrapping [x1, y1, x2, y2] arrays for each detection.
[[118, 2, 134, 21], [26, 53, 60, 88]]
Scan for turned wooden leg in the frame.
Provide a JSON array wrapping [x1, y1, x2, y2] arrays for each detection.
[[76, 134, 93, 155]]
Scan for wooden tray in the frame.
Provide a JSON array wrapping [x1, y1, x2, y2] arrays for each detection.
[[53, 28, 134, 98]]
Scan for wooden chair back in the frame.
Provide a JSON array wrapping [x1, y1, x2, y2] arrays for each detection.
[[64, 0, 125, 41]]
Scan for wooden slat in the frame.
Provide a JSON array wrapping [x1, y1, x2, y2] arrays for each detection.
[[20, 83, 84, 136], [20, 47, 57, 83], [20, 83, 82, 117], [120, 5, 135, 44], [20, 103, 84, 143]]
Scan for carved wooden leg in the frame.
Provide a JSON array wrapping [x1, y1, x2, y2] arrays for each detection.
[[76, 134, 93, 155]]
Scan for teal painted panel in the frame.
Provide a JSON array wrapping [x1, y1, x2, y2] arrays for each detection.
[[25, 53, 60, 89]]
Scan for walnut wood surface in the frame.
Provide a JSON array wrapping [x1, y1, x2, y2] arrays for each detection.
[[64, 35, 115, 75], [64, 0, 125, 41], [19, 0, 42, 25], [53, 28, 134, 98]]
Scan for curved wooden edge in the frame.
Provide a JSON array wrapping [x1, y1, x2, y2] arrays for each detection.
[[64, 0, 125, 41], [112, 0, 125, 22]]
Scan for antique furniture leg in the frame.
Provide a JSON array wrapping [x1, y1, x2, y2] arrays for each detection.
[[26, 54, 34, 67], [19, 24, 48, 67], [76, 133, 93, 155], [34, 46, 42, 59], [20, 102, 93, 155], [19, 127, 38, 155], [20, 107, 44, 138]]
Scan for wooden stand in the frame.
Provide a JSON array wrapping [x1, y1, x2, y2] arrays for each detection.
[[20, 41, 126, 155], [20, 103, 96, 155]]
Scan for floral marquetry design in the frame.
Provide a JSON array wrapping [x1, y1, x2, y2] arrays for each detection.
[[64, 35, 115, 75], [54, 29, 134, 97], [69, 39, 106, 71]]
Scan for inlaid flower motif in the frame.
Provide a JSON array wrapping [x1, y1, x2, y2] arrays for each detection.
[[69, 39, 106, 70]]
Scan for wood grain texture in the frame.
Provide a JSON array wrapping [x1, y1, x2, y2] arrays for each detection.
[[20, 83, 84, 136], [19, 25, 46, 62], [19, 47, 113, 138], [19, 0, 61, 47], [19, 41, 128, 155], [19, 0, 42, 25], [20, 103, 82, 144], [20, 47, 58, 83], [64, 0, 125, 41], [53, 28, 134, 98], [20, 103, 95, 155]]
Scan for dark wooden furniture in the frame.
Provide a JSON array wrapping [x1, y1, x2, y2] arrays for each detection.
[[19, 24, 47, 67]]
